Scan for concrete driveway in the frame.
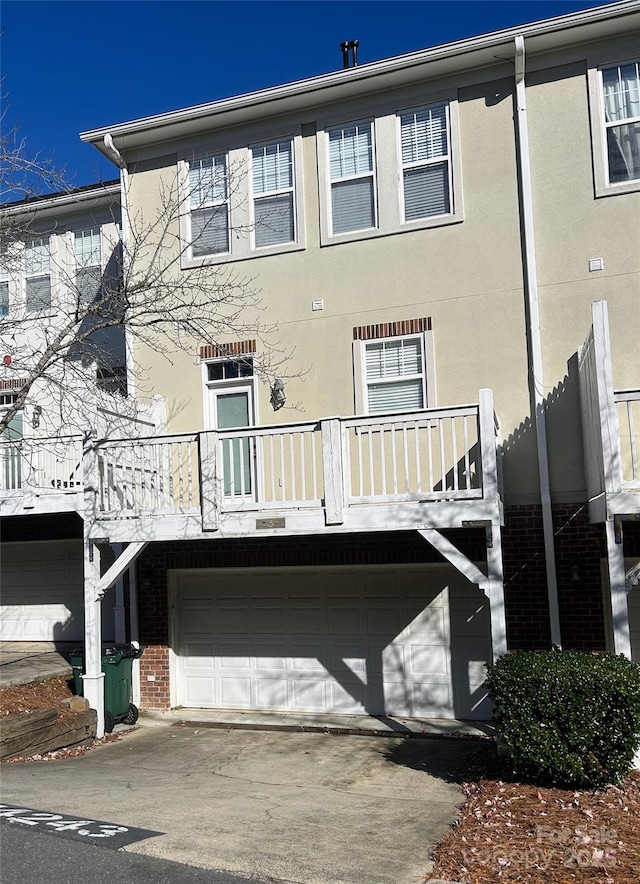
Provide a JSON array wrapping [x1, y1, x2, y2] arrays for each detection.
[[0, 720, 479, 884]]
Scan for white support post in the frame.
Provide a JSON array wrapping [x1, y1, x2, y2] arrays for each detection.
[[606, 519, 631, 658], [418, 525, 507, 661], [486, 524, 508, 660], [83, 534, 105, 738], [478, 389, 498, 500], [129, 559, 141, 709], [199, 431, 219, 531], [321, 418, 344, 525], [112, 543, 126, 644], [82, 430, 105, 738]]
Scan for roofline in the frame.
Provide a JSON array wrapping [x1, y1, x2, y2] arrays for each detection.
[[1, 180, 120, 216], [81, 0, 639, 154]]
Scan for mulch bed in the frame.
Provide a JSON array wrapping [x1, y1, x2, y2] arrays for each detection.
[[431, 745, 640, 883], [0, 677, 123, 762], [0, 677, 74, 718]]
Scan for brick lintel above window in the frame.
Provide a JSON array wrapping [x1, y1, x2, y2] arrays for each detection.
[[353, 317, 431, 341], [199, 340, 256, 361]]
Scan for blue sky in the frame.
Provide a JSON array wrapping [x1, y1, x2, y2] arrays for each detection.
[[2, 0, 612, 188]]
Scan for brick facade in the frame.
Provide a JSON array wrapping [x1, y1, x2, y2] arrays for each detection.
[[133, 513, 640, 710]]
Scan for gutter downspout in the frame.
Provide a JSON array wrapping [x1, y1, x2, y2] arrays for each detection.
[[104, 134, 136, 401], [514, 35, 562, 648]]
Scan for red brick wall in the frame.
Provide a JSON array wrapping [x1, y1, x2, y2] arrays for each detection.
[[139, 645, 170, 709], [133, 514, 636, 709]]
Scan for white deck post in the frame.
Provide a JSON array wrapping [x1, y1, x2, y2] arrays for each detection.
[[112, 542, 127, 644], [199, 431, 220, 531], [321, 418, 344, 525], [82, 430, 105, 738], [605, 519, 631, 658], [478, 389, 498, 500], [487, 524, 507, 660]]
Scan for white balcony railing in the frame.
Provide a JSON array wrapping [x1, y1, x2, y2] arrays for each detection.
[[2, 391, 501, 531], [579, 301, 640, 505], [90, 391, 499, 527], [0, 436, 83, 494]]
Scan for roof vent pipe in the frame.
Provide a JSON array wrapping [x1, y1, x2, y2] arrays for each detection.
[[340, 40, 359, 69]]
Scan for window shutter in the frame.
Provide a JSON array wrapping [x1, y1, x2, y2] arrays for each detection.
[[26, 276, 51, 312], [329, 125, 372, 178], [76, 266, 102, 304], [192, 206, 229, 256], [254, 194, 294, 247], [331, 179, 375, 233], [403, 164, 450, 219], [253, 141, 292, 193], [367, 379, 424, 412], [0, 281, 8, 316], [400, 105, 448, 163]]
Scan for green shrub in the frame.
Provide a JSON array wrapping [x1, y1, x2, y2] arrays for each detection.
[[485, 650, 640, 789]]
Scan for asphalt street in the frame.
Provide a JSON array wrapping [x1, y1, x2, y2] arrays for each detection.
[[1, 824, 280, 884]]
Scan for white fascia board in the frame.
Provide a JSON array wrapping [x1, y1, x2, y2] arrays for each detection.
[[80, 1, 640, 162], [1, 182, 121, 221]]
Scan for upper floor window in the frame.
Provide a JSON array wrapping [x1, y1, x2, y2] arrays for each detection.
[[601, 62, 640, 185], [352, 318, 435, 415], [25, 238, 51, 313], [182, 134, 305, 265], [399, 103, 451, 220], [252, 139, 295, 247], [189, 153, 229, 257], [327, 122, 376, 234], [0, 266, 8, 317], [364, 336, 426, 413], [74, 227, 102, 304], [318, 96, 461, 245]]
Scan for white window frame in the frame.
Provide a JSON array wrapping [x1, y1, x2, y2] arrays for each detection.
[[74, 227, 103, 305], [326, 119, 378, 237], [353, 330, 436, 415], [180, 130, 305, 268], [186, 152, 231, 260], [588, 56, 640, 198], [397, 102, 454, 223], [0, 266, 9, 317], [24, 237, 52, 314], [250, 137, 296, 250], [318, 92, 462, 247]]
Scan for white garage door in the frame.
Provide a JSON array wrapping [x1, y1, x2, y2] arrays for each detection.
[[173, 566, 492, 719], [1, 541, 85, 641], [0, 541, 116, 643], [628, 559, 640, 663]]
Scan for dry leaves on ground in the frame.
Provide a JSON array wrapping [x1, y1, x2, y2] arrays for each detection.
[[431, 747, 640, 884]]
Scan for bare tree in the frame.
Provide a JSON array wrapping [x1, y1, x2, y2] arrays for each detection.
[[0, 135, 292, 439]]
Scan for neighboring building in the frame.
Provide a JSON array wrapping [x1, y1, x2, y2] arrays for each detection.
[[2, 1, 639, 735], [0, 183, 163, 647]]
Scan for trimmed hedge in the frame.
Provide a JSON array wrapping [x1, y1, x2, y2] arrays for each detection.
[[485, 650, 640, 789]]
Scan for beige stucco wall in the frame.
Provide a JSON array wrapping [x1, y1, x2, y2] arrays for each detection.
[[125, 49, 639, 507]]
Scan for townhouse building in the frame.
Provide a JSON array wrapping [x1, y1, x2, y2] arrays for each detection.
[[2, 1, 639, 735]]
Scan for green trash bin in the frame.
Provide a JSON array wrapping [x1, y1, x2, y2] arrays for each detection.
[[70, 643, 144, 733]]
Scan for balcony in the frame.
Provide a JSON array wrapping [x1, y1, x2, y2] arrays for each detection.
[[579, 301, 640, 523], [2, 389, 502, 541]]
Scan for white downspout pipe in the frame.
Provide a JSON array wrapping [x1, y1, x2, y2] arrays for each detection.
[[104, 134, 135, 400], [514, 35, 562, 648]]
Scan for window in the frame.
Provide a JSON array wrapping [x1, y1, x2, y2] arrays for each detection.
[[328, 122, 376, 234], [0, 266, 8, 317], [25, 238, 51, 312], [75, 228, 102, 304], [601, 62, 640, 185], [399, 103, 451, 220], [318, 96, 461, 244], [252, 140, 295, 247], [364, 337, 426, 413], [189, 153, 229, 257]]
